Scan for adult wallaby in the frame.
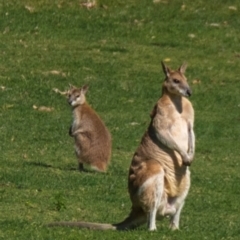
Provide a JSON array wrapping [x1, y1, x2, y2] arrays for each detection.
[[67, 84, 111, 172], [48, 62, 195, 231]]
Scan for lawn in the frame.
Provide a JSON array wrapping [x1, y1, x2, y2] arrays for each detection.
[[0, 0, 240, 239]]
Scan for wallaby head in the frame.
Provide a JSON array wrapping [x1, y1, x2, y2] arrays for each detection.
[[67, 84, 89, 107], [161, 61, 192, 97]]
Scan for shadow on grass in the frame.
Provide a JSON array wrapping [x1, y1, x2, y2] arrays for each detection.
[[28, 161, 53, 168], [26, 161, 102, 174]]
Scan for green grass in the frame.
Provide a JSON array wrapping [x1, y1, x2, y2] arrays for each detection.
[[1, 0, 240, 239]]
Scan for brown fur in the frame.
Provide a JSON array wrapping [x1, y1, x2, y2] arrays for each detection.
[[68, 85, 111, 172], [47, 62, 195, 231]]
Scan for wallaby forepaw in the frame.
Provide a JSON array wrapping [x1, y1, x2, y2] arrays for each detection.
[[182, 160, 191, 167], [182, 155, 191, 166], [182, 152, 194, 166]]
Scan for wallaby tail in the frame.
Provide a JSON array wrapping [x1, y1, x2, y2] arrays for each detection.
[[47, 207, 146, 231], [47, 221, 116, 230]]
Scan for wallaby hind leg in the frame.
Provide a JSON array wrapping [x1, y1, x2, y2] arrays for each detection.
[[169, 199, 184, 230], [148, 171, 164, 231], [169, 175, 190, 230], [78, 163, 84, 171], [138, 168, 165, 231]]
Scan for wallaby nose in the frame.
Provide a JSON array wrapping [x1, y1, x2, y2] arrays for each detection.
[[186, 88, 192, 97]]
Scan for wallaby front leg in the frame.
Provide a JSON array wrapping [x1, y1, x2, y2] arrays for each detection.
[[155, 129, 190, 164], [186, 122, 195, 165]]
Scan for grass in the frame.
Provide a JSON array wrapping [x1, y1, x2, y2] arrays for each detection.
[[0, 0, 240, 239]]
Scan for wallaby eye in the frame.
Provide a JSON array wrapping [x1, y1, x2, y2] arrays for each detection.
[[76, 95, 80, 98], [173, 79, 180, 84]]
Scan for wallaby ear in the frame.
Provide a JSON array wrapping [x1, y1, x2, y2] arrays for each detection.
[[65, 90, 70, 96], [81, 85, 89, 95], [161, 61, 170, 77], [69, 83, 76, 89], [179, 62, 188, 74]]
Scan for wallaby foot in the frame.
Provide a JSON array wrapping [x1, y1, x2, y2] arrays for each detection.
[[78, 163, 84, 171], [91, 162, 107, 172]]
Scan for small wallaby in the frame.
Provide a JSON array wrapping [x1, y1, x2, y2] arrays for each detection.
[[47, 62, 195, 231], [67, 84, 111, 172]]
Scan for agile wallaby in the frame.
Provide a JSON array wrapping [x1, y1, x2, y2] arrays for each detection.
[[47, 62, 195, 231], [67, 85, 111, 172]]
